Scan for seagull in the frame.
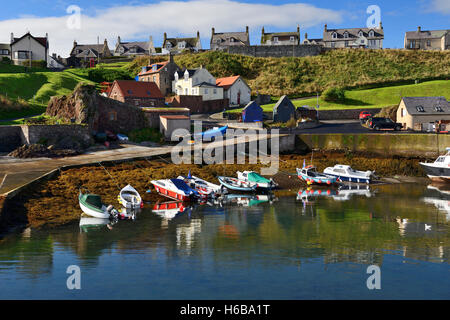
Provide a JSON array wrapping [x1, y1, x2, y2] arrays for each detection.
[[425, 224, 432, 231]]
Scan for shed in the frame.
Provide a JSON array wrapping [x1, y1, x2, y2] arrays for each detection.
[[273, 95, 296, 122], [160, 115, 191, 140], [242, 101, 263, 123]]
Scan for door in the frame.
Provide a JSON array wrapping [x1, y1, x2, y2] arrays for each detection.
[[237, 91, 241, 105]]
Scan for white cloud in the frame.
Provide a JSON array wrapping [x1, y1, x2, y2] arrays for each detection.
[[430, 0, 450, 14], [0, 0, 343, 56]]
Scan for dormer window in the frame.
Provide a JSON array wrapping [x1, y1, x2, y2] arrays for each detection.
[[273, 37, 279, 43], [152, 65, 157, 71], [332, 32, 337, 39], [369, 30, 374, 37], [166, 43, 172, 49], [343, 32, 349, 39], [178, 42, 185, 49], [184, 72, 189, 81], [358, 31, 363, 37], [230, 38, 234, 42], [290, 36, 295, 42], [435, 105, 443, 112], [416, 105, 425, 112]]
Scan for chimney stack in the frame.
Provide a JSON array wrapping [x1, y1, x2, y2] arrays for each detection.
[[212, 27, 215, 37], [297, 24, 300, 34], [418, 26, 421, 32], [324, 24, 327, 32], [197, 30, 200, 39], [10, 33, 14, 44], [246, 26, 249, 34], [304, 33, 308, 40], [379, 21, 383, 29], [118, 36, 121, 44]]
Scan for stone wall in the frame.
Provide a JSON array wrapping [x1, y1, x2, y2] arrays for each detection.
[[0, 124, 92, 152], [227, 44, 325, 58], [143, 109, 191, 128], [297, 133, 450, 157], [318, 108, 382, 120], [0, 126, 22, 152]]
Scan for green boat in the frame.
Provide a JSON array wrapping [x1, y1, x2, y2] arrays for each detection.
[[236, 171, 277, 190], [79, 190, 117, 219]]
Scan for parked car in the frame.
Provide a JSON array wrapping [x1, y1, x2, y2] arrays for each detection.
[[359, 111, 372, 123], [117, 134, 129, 141], [368, 117, 402, 131]]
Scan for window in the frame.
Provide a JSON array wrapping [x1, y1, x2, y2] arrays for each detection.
[[416, 105, 425, 112], [273, 37, 278, 43], [127, 90, 133, 94], [152, 76, 156, 82], [331, 42, 335, 48], [185, 88, 188, 95], [427, 40, 431, 46], [345, 41, 349, 47], [401, 108, 405, 117], [230, 38, 234, 42], [358, 31, 363, 37], [14, 51, 30, 59], [109, 112, 117, 121], [332, 32, 337, 39], [369, 30, 374, 37], [290, 36, 295, 42], [343, 32, 349, 39], [192, 89, 195, 95], [435, 105, 443, 112], [205, 88, 209, 94], [184, 73, 189, 81], [213, 88, 217, 94], [0, 49, 9, 55]]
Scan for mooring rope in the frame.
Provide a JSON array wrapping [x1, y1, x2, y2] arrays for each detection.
[[98, 162, 121, 191]]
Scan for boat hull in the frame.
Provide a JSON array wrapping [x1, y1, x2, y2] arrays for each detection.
[[152, 184, 192, 201], [420, 163, 450, 182], [323, 173, 371, 184], [218, 176, 257, 192], [79, 201, 110, 219]]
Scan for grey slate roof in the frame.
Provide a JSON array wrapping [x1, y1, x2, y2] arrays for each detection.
[[211, 31, 249, 46], [273, 95, 296, 122], [402, 97, 450, 115], [405, 29, 449, 40], [323, 27, 384, 41]]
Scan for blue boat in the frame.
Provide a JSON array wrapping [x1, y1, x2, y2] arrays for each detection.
[[195, 126, 228, 142], [218, 176, 257, 192]]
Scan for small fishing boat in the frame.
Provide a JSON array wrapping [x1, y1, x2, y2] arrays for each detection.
[[236, 171, 277, 190], [152, 201, 187, 220], [118, 184, 143, 209], [296, 165, 337, 185], [218, 176, 257, 192], [177, 173, 223, 198], [78, 190, 118, 219], [151, 179, 199, 201], [420, 148, 450, 182], [194, 125, 228, 142], [323, 164, 374, 184]]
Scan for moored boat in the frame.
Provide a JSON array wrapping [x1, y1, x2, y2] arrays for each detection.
[[236, 171, 277, 190], [218, 176, 257, 192], [152, 201, 187, 220], [323, 164, 374, 184], [78, 190, 118, 219], [151, 179, 199, 201], [420, 148, 450, 183], [296, 166, 337, 185], [118, 184, 143, 209], [177, 174, 223, 198]]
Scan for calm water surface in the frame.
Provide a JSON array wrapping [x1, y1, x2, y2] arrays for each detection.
[[0, 183, 449, 299]]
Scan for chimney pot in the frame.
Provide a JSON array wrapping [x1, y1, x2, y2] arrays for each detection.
[[324, 24, 327, 32]]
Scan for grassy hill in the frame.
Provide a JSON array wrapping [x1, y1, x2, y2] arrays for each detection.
[[126, 49, 450, 97], [238, 79, 450, 112]]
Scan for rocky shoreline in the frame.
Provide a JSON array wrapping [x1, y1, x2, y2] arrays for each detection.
[[0, 151, 433, 235]]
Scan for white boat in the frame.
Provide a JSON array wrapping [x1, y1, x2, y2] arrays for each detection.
[[118, 184, 143, 209], [236, 171, 277, 189], [151, 179, 199, 201], [152, 201, 187, 220], [79, 191, 118, 219], [177, 174, 223, 198], [420, 148, 450, 182], [323, 164, 374, 184]]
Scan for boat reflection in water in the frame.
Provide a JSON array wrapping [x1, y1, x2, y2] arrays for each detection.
[[297, 185, 374, 213], [215, 194, 277, 207], [79, 216, 115, 233], [422, 184, 450, 221]]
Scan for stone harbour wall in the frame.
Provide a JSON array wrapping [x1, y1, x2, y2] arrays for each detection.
[[226, 44, 326, 58]]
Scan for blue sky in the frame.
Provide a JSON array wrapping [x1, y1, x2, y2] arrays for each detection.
[[0, 0, 449, 56]]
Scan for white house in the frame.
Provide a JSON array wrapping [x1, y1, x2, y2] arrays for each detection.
[[172, 66, 223, 101], [216, 75, 251, 107], [10, 32, 49, 66]]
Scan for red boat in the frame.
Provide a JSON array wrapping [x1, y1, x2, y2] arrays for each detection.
[[151, 179, 199, 202]]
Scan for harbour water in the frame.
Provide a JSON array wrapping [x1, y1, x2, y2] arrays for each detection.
[[0, 183, 449, 299]]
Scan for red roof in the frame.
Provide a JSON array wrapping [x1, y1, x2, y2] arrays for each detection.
[[160, 115, 190, 120], [111, 80, 164, 99], [216, 75, 240, 90], [139, 61, 169, 76]]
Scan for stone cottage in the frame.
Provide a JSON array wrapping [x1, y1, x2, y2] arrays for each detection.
[[273, 96, 296, 122], [404, 27, 450, 51], [210, 26, 250, 51], [322, 23, 384, 49], [162, 32, 202, 54], [216, 75, 251, 107], [137, 54, 181, 95], [261, 26, 300, 45], [396, 97, 450, 131], [108, 80, 165, 108]]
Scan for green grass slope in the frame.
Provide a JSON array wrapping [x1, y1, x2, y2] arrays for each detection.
[[127, 49, 450, 97], [228, 79, 450, 112]]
